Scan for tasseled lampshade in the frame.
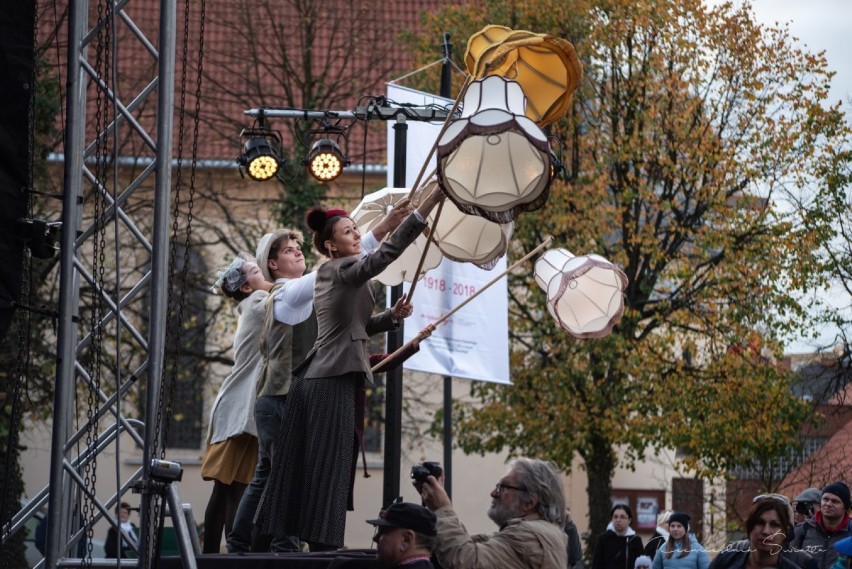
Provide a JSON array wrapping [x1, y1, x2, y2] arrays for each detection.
[[350, 187, 443, 284], [534, 248, 628, 339], [437, 75, 551, 224]]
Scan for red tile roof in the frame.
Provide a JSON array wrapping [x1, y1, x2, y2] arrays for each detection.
[[39, 0, 463, 164]]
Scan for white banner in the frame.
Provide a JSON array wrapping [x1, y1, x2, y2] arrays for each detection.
[[386, 83, 510, 384]]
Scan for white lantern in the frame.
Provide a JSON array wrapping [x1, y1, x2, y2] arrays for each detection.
[[534, 248, 628, 339], [350, 187, 443, 285], [437, 75, 551, 224], [415, 181, 512, 270]]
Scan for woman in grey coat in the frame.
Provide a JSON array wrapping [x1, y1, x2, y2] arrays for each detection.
[[201, 255, 274, 553]]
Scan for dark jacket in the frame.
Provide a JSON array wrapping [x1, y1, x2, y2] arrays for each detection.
[[709, 550, 802, 569], [645, 531, 667, 559], [793, 513, 852, 569], [592, 528, 643, 569], [105, 524, 138, 558], [727, 538, 817, 569], [565, 520, 584, 569]]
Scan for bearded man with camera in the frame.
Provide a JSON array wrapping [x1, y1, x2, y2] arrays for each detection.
[[417, 457, 568, 569]]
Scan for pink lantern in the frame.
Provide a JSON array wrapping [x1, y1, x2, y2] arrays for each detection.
[[534, 248, 628, 339]]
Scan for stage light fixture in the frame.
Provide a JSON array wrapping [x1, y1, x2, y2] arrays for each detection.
[[237, 129, 284, 182], [306, 139, 349, 182]]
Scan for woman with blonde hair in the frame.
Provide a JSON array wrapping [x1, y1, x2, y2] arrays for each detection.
[[645, 510, 672, 558]]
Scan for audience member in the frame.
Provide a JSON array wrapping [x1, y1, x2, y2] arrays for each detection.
[[710, 496, 798, 569], [725, 494, 815, 569], [645, 511, 673, 559], [794, 482, 852, 569], [565, 507, 584, 569], [650, 512, 708, 569], [831, 533, 852, 569], [795, 489, 822, 526], [592, 504, 643, 569], [366, 502, 437, 568], [105, 502, 138, 559], [420, 457, 568, 568]]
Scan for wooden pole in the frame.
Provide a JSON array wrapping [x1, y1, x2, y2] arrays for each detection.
[[372, 236, 553, 374]]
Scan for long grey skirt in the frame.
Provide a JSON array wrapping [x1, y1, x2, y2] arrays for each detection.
[[256, 369, 363, 548]]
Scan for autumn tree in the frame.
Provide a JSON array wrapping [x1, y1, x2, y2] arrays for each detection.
[[412, 0, 851, 543]]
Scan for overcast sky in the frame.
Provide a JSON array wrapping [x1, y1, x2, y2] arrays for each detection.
[[712, 0, 852, 110], [705, 1, 851, 353]]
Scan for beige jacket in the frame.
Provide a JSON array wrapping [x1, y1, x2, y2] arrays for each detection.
[[433, 506, 568, 569]]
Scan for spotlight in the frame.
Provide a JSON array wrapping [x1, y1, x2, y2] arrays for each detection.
[[306, 139, 349, 182], [237, 129, 283, 182], [149, 459, 183, 482], [17, 218, 60, 259]]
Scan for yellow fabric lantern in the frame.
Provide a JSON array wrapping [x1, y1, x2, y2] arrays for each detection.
[[465, 24, 583, 127]]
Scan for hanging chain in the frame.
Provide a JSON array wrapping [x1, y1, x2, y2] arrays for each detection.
[[80, 0, 112, 564], [146, 0, 204, 564]]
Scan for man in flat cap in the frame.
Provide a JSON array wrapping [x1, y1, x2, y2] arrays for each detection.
[[367, 502, 437, 568], [794, 488, 822, 526]]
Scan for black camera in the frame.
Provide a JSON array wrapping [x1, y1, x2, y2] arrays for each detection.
[[410, 461, 443, 483]]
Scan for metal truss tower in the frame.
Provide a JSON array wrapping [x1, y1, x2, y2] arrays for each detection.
[[2, 0, 197, 567]]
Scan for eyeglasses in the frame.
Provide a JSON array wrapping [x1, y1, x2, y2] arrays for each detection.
[[495, 482, 526, 495]]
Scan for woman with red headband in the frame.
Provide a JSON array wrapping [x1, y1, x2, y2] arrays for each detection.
[[258, 187, 444, 551]]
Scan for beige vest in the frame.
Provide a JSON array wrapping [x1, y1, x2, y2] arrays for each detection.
[[255, 283, 317, 398]]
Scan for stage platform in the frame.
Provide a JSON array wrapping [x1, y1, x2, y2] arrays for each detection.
[[158, 550, 382, 569]]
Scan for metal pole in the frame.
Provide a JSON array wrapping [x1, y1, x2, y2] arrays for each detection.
[[439, 31, 453, 500], [138, 0, 177, 565], [46, 1, 89, 565], [166, 484, 198, 569], [382, 114, 408, 506]]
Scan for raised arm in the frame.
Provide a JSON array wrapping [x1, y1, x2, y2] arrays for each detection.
[[271, 222, 388, 326], [369, 198, 413, 241]]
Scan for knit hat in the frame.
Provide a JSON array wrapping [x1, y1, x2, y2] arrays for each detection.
[[366, 502, 437, 537], [635, 556, 653, 569], [669, 512, 691, 531], [795, 488, 822, 504], [823, 482, 852, 510]]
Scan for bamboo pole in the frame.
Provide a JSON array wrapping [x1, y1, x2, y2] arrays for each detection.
[[405, 75, 472, 200], [373, 236, 553, 374]]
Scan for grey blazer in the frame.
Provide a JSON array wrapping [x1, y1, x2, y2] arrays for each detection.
[[302, 213, 427, 383]]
